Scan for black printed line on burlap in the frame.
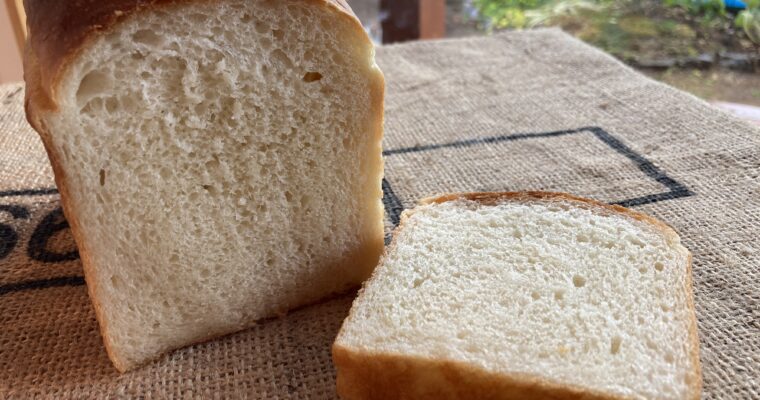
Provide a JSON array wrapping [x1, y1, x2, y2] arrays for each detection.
[[381, 126, 694, 231], [0, 126, 693, 295], [382, 178, 404, 245], [0, 202, 83, 295], [0, 187, 58, 198], [0, 276, 85, 295]]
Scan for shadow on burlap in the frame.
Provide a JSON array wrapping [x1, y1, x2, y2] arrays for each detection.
[[1, 29, 758, 398]]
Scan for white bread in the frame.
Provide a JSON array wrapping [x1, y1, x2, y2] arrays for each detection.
[[23, 0, 384, 371], [334, 192, 701, 400]]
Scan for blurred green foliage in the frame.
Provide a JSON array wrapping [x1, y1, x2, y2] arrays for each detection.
[[472, 0, 608, 29], [663, 0, 725, 17], [658, 0, 759, 42], [472, 0, 760, 43], [736, 1, 760, 42], [471, 0, 548, 29]]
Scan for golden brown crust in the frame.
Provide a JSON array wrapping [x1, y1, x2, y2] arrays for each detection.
[[333, 345, 630, 400], [334, 191, 701, 400], [23, 43, 124, 371], [23, 0, 382, 372], [25, 92, 123, 372], [419, 191, 680, 240]]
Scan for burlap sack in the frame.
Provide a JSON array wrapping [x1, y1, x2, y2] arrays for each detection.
[[1, 29, 758, 399]]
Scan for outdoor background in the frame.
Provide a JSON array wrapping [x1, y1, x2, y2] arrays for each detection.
[[352, 0, 760, 110], [2, 0, 759, 114]]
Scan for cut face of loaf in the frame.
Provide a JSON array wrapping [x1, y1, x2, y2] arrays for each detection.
[[334, 192, 701, 400], [24, 0, 384, 371]]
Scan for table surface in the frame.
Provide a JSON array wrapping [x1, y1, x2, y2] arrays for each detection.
[[1, 29, 759, 399]]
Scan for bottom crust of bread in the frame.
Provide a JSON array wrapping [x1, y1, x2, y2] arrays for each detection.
[[333, 345, 628, 400]]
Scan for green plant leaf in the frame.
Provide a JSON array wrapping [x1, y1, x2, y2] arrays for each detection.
[[738, 9, 760, 43]]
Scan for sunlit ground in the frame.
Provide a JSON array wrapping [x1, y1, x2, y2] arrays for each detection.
[[645, 69, 760, 107]]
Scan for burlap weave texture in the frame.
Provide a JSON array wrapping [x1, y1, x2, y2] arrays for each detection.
[[1, 29, 758, 398]]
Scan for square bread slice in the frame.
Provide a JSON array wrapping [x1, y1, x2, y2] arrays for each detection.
[[334, 192, 701, 400], [23, 0, 384, 371]]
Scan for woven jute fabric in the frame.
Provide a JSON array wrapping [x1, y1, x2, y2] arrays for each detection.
[[1, 28, 758, 399]]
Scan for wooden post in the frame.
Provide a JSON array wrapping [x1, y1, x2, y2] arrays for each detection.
[[380, 0, 445, 44], [6, 0, 25, 52], [419, 0, 446, 40], [0, 0, 24, 83]]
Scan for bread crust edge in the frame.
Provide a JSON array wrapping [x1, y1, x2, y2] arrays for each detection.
[[333, 191, 701, 400]]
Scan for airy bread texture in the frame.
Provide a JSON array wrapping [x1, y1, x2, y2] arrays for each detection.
[[334, 192, 701, 400], [24, 0, 384, 371]]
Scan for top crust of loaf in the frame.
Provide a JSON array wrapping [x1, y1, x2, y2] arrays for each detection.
[[334, 192, 702, 400], [420, 192, 680, 239], [23, 0, 357, 115]]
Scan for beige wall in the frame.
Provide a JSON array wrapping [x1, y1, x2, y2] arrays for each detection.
[[0, 0, 24, 84]]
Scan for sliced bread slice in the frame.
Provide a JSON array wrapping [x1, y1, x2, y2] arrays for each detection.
[[23, 0, 384, 371], [334, 192, 701, 400]]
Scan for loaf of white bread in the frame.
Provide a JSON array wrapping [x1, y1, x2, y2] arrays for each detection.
[[334, 192, 701, 400], [23, 0, 384, 371]]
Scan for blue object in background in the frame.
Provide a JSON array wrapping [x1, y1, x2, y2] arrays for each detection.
[[723, 0, 747, 11]]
